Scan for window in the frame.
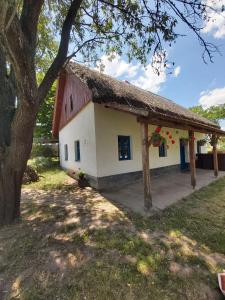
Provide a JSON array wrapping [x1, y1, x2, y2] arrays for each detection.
[[70, 95, 73, 112], [197, 141, 201, 154], [64, 144, 68, 161], [65, 103, 67, 114], [74, 140, 80, 161], [118, 135, 131, 161], [159, 142, 167, 157]]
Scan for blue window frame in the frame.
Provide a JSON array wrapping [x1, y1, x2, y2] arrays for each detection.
[[159, 142, 167, 157], [64, 144, 68, 161], [118, 135, 131, 161], [74, 140, 80, 161]]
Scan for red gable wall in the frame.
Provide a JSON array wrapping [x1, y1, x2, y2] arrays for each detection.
[[52, 71, 92, 137]]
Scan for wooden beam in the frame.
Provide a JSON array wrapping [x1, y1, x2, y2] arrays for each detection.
[[140, 122, 152, 210], [188, 130, 196, 189], [104, 102, 225, 136], [212, 134, 219, 177], [105, 102, 148, 117], [137, 116, 222, 135], [137, 116, 209, 134]]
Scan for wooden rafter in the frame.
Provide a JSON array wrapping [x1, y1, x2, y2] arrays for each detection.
[[137, 116, 225, 136]]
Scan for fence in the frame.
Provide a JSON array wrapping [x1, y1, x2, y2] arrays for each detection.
[[196, 153, 225, 171]]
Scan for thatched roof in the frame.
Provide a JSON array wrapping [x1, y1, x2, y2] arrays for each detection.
[[66, 61, 223, 134]]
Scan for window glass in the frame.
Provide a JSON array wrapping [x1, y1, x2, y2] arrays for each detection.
[[70, 95, 73, 112], [118, 136, 131, 160], [75, 140, 80, 161], [64, 144, 68, 161], [159, 142, 167, 157]]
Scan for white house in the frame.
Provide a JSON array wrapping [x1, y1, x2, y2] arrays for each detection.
[[52, 62, 224, 209]]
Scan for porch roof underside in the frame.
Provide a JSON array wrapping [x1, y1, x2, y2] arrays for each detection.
[[66, 62, 225, 135]]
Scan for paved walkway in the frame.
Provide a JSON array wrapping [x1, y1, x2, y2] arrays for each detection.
[[102, 169, 225, 215]]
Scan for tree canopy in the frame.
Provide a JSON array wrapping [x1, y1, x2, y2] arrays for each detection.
[[190, 104, 225, 124], [35, 0, 223, 75]]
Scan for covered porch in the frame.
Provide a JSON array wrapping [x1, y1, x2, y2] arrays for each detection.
[[59, 63, 225, 211], [102, 99, 225, 212], [103, 169, 225, 214], [136, 114, 225, 211]]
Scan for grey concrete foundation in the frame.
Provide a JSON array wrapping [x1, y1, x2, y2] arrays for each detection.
[[86, 164, 181, 190]]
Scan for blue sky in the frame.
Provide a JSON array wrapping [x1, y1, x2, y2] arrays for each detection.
[[161, 26, 225, 109], [92, 2, 225, 116]]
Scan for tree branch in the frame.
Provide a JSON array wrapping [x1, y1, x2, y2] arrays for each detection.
[[165, 0, 219, 62], [0, 1, 37, 102], [20, 0, 44, 53], [38, 0, 83, 104]]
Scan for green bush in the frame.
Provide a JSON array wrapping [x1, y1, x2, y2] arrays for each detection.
[[31, 143, 57, 158], [28, 157, 59, 172]]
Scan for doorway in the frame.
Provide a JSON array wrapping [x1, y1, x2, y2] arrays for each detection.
[[180, 139, 189, 171]]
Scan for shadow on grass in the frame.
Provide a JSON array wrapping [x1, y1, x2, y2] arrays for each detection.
[[129, 177, 225, 255], [1, 175, 225, 299]]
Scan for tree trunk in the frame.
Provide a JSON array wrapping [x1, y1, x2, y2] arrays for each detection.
[[0, 164, 24, 225], [0, 0, 81, 226], [0, 105, 36, 225], [0, 40, 38, 225]]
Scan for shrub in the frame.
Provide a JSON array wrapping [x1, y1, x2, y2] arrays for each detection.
[[31, 143, 57, 158], [23, 166, 39, 184], [77, 169, 85, 179], [28, 157, 59, 172]]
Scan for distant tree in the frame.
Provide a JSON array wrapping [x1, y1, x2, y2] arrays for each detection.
[[34, 75, 56, 139], [190, 104, 225, 124], [190, 104, 225, 150], [0, 0, 224, 225]]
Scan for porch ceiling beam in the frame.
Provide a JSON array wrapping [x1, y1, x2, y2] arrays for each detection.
[[189, 130, 196, 189], [147, 112, 222, 134], [137, 116, 223, 136], [104, 102, 225, 135]]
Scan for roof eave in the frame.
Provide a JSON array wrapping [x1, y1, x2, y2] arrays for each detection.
[[103, 101, 225, 135]]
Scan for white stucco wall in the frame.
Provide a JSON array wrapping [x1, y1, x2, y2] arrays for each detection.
[[94, 104, 206, 177], [58, 101, 207, 178], [59, 102, 98, 177]]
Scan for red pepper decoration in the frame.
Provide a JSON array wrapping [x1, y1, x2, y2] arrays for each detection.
[[166, 131, 169, 135], [155, 127, 161, 133], [172, 140, 175, 144], [169, 135, 172, 139]]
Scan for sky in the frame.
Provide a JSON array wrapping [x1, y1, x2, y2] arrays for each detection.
[[91, 0, 225, 127]]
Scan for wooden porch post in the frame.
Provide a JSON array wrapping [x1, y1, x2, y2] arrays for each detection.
[[188, 130, 196, 189], [212, 134, 219, 177], [140, 122, 152, 210]]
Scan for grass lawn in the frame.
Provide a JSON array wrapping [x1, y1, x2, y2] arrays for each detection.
[[1, 169, 225, 299]]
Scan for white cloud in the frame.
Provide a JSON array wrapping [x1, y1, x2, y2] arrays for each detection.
[[202, 0, 225, 39], [130, 64, 167, 93], [199, 86, 225, 108], [173, 66, 181, 77], [95, 53, 138, 79], [95, 53, 176, 93]]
